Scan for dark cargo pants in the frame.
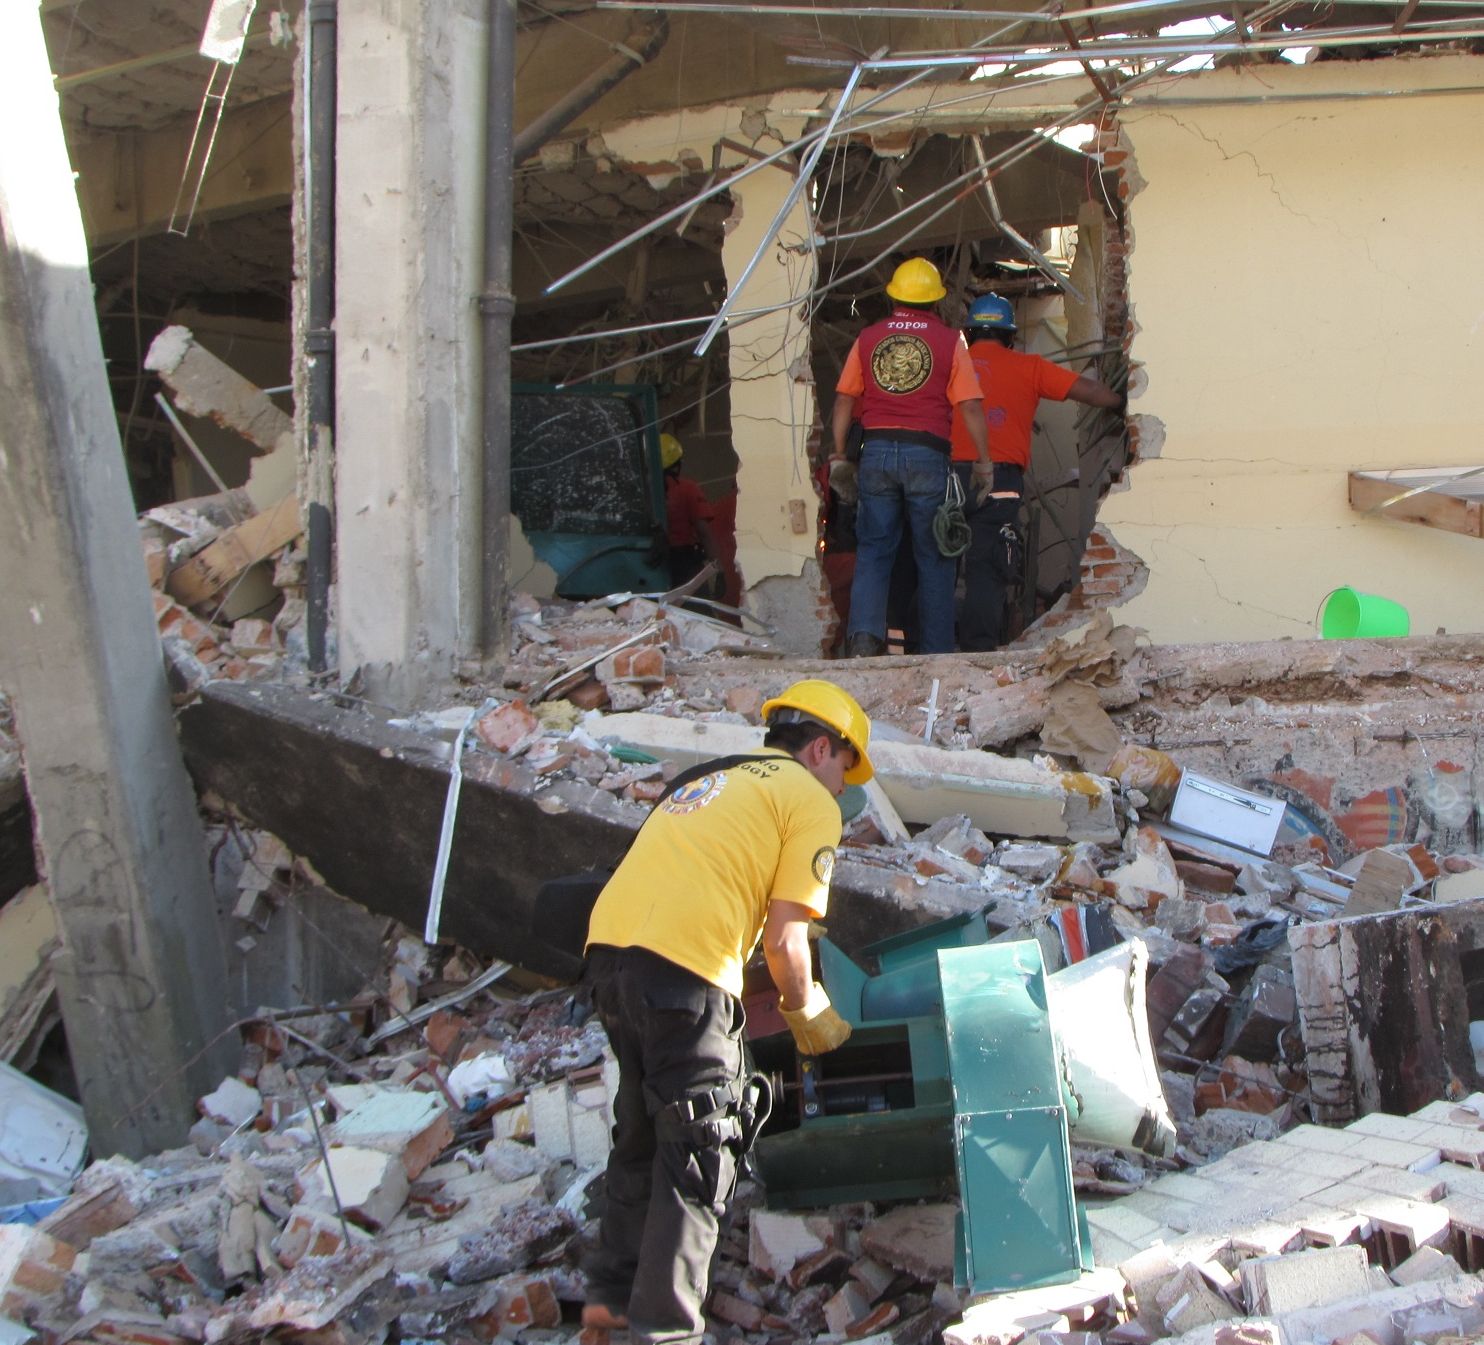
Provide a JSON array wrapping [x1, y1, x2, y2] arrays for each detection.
[[583, 945, 745, 1345], [957, 461, 1023, 653]]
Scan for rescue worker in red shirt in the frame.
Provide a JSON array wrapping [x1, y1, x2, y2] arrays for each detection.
[[829, 258, 991, 657], [949, 294, 1123, 651], [661, 433, 720, 592]]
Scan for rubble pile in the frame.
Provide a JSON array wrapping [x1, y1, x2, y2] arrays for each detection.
[[140, 504, 309, 697], [445, 670, 1484, 1174]]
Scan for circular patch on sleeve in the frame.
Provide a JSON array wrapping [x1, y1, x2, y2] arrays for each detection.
[[812, 846, 836, 885], [870, 334, 933, 394]]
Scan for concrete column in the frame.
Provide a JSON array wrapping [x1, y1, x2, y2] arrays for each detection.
[[334, 0, 488, 704], [0, 8, 236, 1155], [721, 168, 828, 649]]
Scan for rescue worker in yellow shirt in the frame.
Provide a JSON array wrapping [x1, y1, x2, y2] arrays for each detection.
[[580, 679, 871, 1345]]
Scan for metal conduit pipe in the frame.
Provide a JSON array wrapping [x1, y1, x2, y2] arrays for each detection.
[[513, 14, 669, 163], [305, 0, 336, 675], [481, 0, 517, 659]]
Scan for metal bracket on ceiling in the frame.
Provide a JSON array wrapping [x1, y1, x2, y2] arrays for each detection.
[[167, 0, 259, 238]]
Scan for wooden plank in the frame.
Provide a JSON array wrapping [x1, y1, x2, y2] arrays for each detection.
[[1349, 472, 1484, 539], [166, 494, 302, 607]]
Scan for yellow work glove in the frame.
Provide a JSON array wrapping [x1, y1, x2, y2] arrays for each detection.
[[779, 982, 852, 1055]]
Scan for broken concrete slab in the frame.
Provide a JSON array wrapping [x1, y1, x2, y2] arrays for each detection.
[[180, 682, 1020, 974], [1237, 1245, 1371, 1315], [749, 1209, 828, 1281], [859, 1204, 957, 1283], [1389, 1244, 1462, 1286], [444, 1199, 575, 1285], [593, 712, 1119, 842], [242, 1245, 391, 1333], [329, 1090, 454, 1181], [295, 1146, 409, 1231]]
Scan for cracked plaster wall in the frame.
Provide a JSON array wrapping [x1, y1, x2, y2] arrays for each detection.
[[1105, 55, 1484, 643]]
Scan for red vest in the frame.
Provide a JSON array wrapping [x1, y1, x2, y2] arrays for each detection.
[[855, 307, 963, 443]]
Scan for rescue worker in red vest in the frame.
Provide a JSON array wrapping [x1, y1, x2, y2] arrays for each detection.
[[830, 258, 991, 657], [661, 432, 721, 592], [580, 680, 871, 1345], [949, 294, 1123, 650]]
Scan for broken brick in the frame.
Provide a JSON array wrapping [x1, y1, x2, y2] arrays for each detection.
[[475, 701, 542, 754], [709, 1289, 766, 1331], [0, 1225, 77, 1319]]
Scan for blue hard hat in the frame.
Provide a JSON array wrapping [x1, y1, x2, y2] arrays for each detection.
[[966, 293, 1017, 331]]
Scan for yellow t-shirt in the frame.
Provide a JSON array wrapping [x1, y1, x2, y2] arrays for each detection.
[[585, 750, 841, 998]]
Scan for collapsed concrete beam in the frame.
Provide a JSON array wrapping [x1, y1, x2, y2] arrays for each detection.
[[1290, 902, 1484, 1123], [180, 683, 998, 977], [145, 326, 292, 454], [594, 712, 1119, 842], [144, 325, 297, 515]]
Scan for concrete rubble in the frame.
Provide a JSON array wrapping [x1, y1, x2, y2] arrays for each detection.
[[10, 912, 1484, 1345], [10, 519, 1484, 1343]]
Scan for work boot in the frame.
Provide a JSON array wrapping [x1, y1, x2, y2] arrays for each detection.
[[845, 631, 887, 658]]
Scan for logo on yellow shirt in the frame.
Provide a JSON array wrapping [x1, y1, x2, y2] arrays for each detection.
[[812, 846, 836, 885], [663, 772, 728, 815]]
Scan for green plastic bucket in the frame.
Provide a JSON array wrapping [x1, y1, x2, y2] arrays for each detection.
[[1320, 586, 1410, 639]]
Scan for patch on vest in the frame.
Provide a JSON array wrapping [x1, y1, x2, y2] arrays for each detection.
[[812, 846, 836, 886], [663, 771, 727, 815], [870, 333, 933, 394]]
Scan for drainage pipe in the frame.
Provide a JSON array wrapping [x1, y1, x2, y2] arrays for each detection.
[[305, 0, 336, 675], [481, 0, 517, 659], [513, 14, 668, 163]]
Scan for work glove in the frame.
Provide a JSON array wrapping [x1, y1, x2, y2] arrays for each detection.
[[970, 462, 995, 505], [780, 982, 853, 1055], [828, 457, 859, 506]]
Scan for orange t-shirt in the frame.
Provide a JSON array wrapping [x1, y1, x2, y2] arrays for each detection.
[[949, 341, 1080, 466]]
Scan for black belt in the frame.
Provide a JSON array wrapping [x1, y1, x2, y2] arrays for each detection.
[[861, 427, 952, 454]]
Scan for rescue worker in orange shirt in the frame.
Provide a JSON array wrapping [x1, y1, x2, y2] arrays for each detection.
[[660, 432, 721, 592], [829, 258, 991, 657], [949, 294, 1123, 651]]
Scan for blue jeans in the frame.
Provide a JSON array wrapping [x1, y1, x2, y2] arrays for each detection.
[[847, 437, 957, 654]]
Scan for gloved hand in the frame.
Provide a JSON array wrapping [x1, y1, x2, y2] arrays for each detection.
[[828, 457, 859, 505], [780, 982, 853, 1055], [970, 462, 994, 505]]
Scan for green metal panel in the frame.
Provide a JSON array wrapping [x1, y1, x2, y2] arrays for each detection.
[[939, 942, 1061, 1109], [866, 912, 991, 974], [756, 1104, 955, 1208], [819, 937, 871, 1024], [938, 942, 1087, 1295], [954, 1108, 1083, 1292]]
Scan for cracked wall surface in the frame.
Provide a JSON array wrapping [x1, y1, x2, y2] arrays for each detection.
[[1104, 55, 1484, 643]]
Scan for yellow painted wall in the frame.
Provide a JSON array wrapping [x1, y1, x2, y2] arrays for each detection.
[[1107, 55, 1484, 642]]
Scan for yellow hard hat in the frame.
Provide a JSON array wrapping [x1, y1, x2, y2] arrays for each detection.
[[885, 257, 946, 304], [659, 433, 684, 469], [761, 679, 874, 784]]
